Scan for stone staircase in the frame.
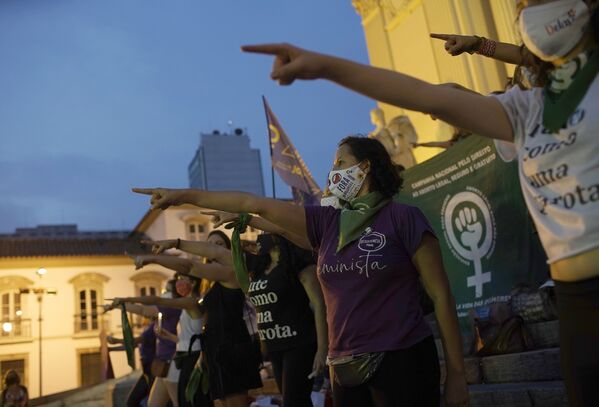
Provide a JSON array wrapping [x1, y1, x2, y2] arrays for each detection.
[[33, 320, 566, 406], [433, 318, 567, 407], [30, 372, 140, 407]]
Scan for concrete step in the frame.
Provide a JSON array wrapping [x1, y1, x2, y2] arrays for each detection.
[[440, 357, 482, 385], [468, 381, 568, 407], [528, 319, 560, 348], [482, 347, 561, 383]]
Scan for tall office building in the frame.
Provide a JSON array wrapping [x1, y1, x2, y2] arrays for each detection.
[[188, 128, 265, 196]]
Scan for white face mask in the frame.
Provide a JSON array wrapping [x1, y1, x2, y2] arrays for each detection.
[[327, 162, 367, 202], [519, 0, 590, 62]]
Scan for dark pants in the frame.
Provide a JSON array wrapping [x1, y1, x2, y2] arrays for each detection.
[[555, 276, 599, 407], [331, 336, 440, 407], [126, 373, 154, 407], [269, 342, 317, 407], [177, 352, 213, 407]]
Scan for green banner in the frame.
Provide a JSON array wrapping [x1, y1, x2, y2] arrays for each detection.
[[395, 136, 548, 321]]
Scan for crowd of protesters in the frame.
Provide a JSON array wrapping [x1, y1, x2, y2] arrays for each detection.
[[100, 1, 599, 406]]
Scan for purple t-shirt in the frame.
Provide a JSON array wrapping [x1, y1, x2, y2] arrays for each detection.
[[155, 305, 181, 361], [139, 323, 157, 374], [305, 202, 433, 357]]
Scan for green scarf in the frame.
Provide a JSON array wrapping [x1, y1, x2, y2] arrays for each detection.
[[226, 213, 252, 293], [337, 191, 390, 252], [120, 304, 136, 370], [543, 50, 599, 133], [185, 362, 210, 403]]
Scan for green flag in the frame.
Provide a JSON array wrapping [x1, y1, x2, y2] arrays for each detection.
[[120, 304, 136, 370], [395, 135, 548, 326], [226, 213, 252, 293]]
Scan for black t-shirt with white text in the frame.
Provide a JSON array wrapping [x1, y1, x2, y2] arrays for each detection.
[[246, 236, 317, 352]]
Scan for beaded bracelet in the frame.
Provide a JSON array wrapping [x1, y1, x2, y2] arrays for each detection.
[[476, 37, 497, 58]]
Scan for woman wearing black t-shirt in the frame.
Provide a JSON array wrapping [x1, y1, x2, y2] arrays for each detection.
[[148, 229, 327, 407]]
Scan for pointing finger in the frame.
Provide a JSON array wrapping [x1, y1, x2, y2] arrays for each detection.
[[132, 188, 156, 195], [241, 43, 290, 55], [430, 33, 452, 41]]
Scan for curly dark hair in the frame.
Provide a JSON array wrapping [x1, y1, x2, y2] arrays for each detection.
[[338, 135, 403, 197]]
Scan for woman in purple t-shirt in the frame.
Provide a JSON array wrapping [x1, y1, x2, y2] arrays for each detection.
[[133, 136, 469, 407]]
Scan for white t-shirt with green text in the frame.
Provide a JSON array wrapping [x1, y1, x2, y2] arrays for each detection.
[[493, 78, 599, 264]]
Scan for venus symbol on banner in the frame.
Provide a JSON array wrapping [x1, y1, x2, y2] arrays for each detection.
[[442, 187, 495, 298]]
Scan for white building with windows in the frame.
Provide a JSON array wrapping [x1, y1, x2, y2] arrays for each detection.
[[0, 208, 259, 398]]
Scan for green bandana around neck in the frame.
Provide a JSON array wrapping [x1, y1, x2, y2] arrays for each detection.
[[543, 50, 599, 133], [226, 213, 252, 293], [336, 191, 390, 253]]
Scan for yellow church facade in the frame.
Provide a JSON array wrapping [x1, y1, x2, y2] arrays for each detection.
[[353, 0, 520, 163]]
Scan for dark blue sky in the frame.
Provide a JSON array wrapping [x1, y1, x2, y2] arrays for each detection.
[[0, 0, 373, 233]]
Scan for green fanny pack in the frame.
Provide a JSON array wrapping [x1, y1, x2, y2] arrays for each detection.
[[328, 352, 385, 387]]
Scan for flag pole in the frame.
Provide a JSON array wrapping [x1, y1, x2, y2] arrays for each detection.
[[262, 95, 277, 199]]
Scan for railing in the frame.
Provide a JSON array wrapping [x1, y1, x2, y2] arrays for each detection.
[[0, 318, 32, 341], [73, 312, 110, 334]]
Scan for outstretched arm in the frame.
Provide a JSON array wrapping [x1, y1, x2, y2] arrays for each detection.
[[130, 253, 237, 286], [430, 33, 524, 65], [413, 141, 454, 149], [242, 43, 513, 142], [144, 239, 233, 266], [104, 302, 159, 318], [132, 188, 308, 240], [118, 295, 199, 315], [203, 210, 312, 250], [413, 233, 468, 407], [129, 253, 194, 275]]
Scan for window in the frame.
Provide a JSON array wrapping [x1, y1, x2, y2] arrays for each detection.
[[69, 273, 109, 335], [78, 349, 102, 387], [186, 221, 207, 241], [2, 292, 23, 337], [0, 354, 28, 388], [0, 276, 33, 342], [130, 271, 167, 298], [129, 271, 167, 329], [78, 289, 99, 331]]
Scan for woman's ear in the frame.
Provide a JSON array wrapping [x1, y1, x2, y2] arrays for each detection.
[[360, 160, 371, 173]]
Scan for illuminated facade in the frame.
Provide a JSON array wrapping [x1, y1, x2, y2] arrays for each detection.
[[353, 0, 519, 163]]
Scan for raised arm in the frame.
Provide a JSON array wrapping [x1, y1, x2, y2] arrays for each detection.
[[118, 295, 199, 315], [104, 302, 159, 318], [143, 239, 233, 266], [203, 210, 312, 250], [430, 33, 524, 65], [412, 233, 468, 406], [242, 43, 513, 142], [298, 265, 328, 378], [130, 252, 238, 286], [129, 253, 194, 275], [413, 141, 454, 149], [132, 188, 308, 239]]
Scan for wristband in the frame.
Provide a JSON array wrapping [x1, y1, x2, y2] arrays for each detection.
[[475, 37, 497, 58]]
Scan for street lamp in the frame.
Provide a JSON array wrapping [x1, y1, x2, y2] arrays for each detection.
[[19, 268, 56, 398], [2, 322, 12, 333]]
